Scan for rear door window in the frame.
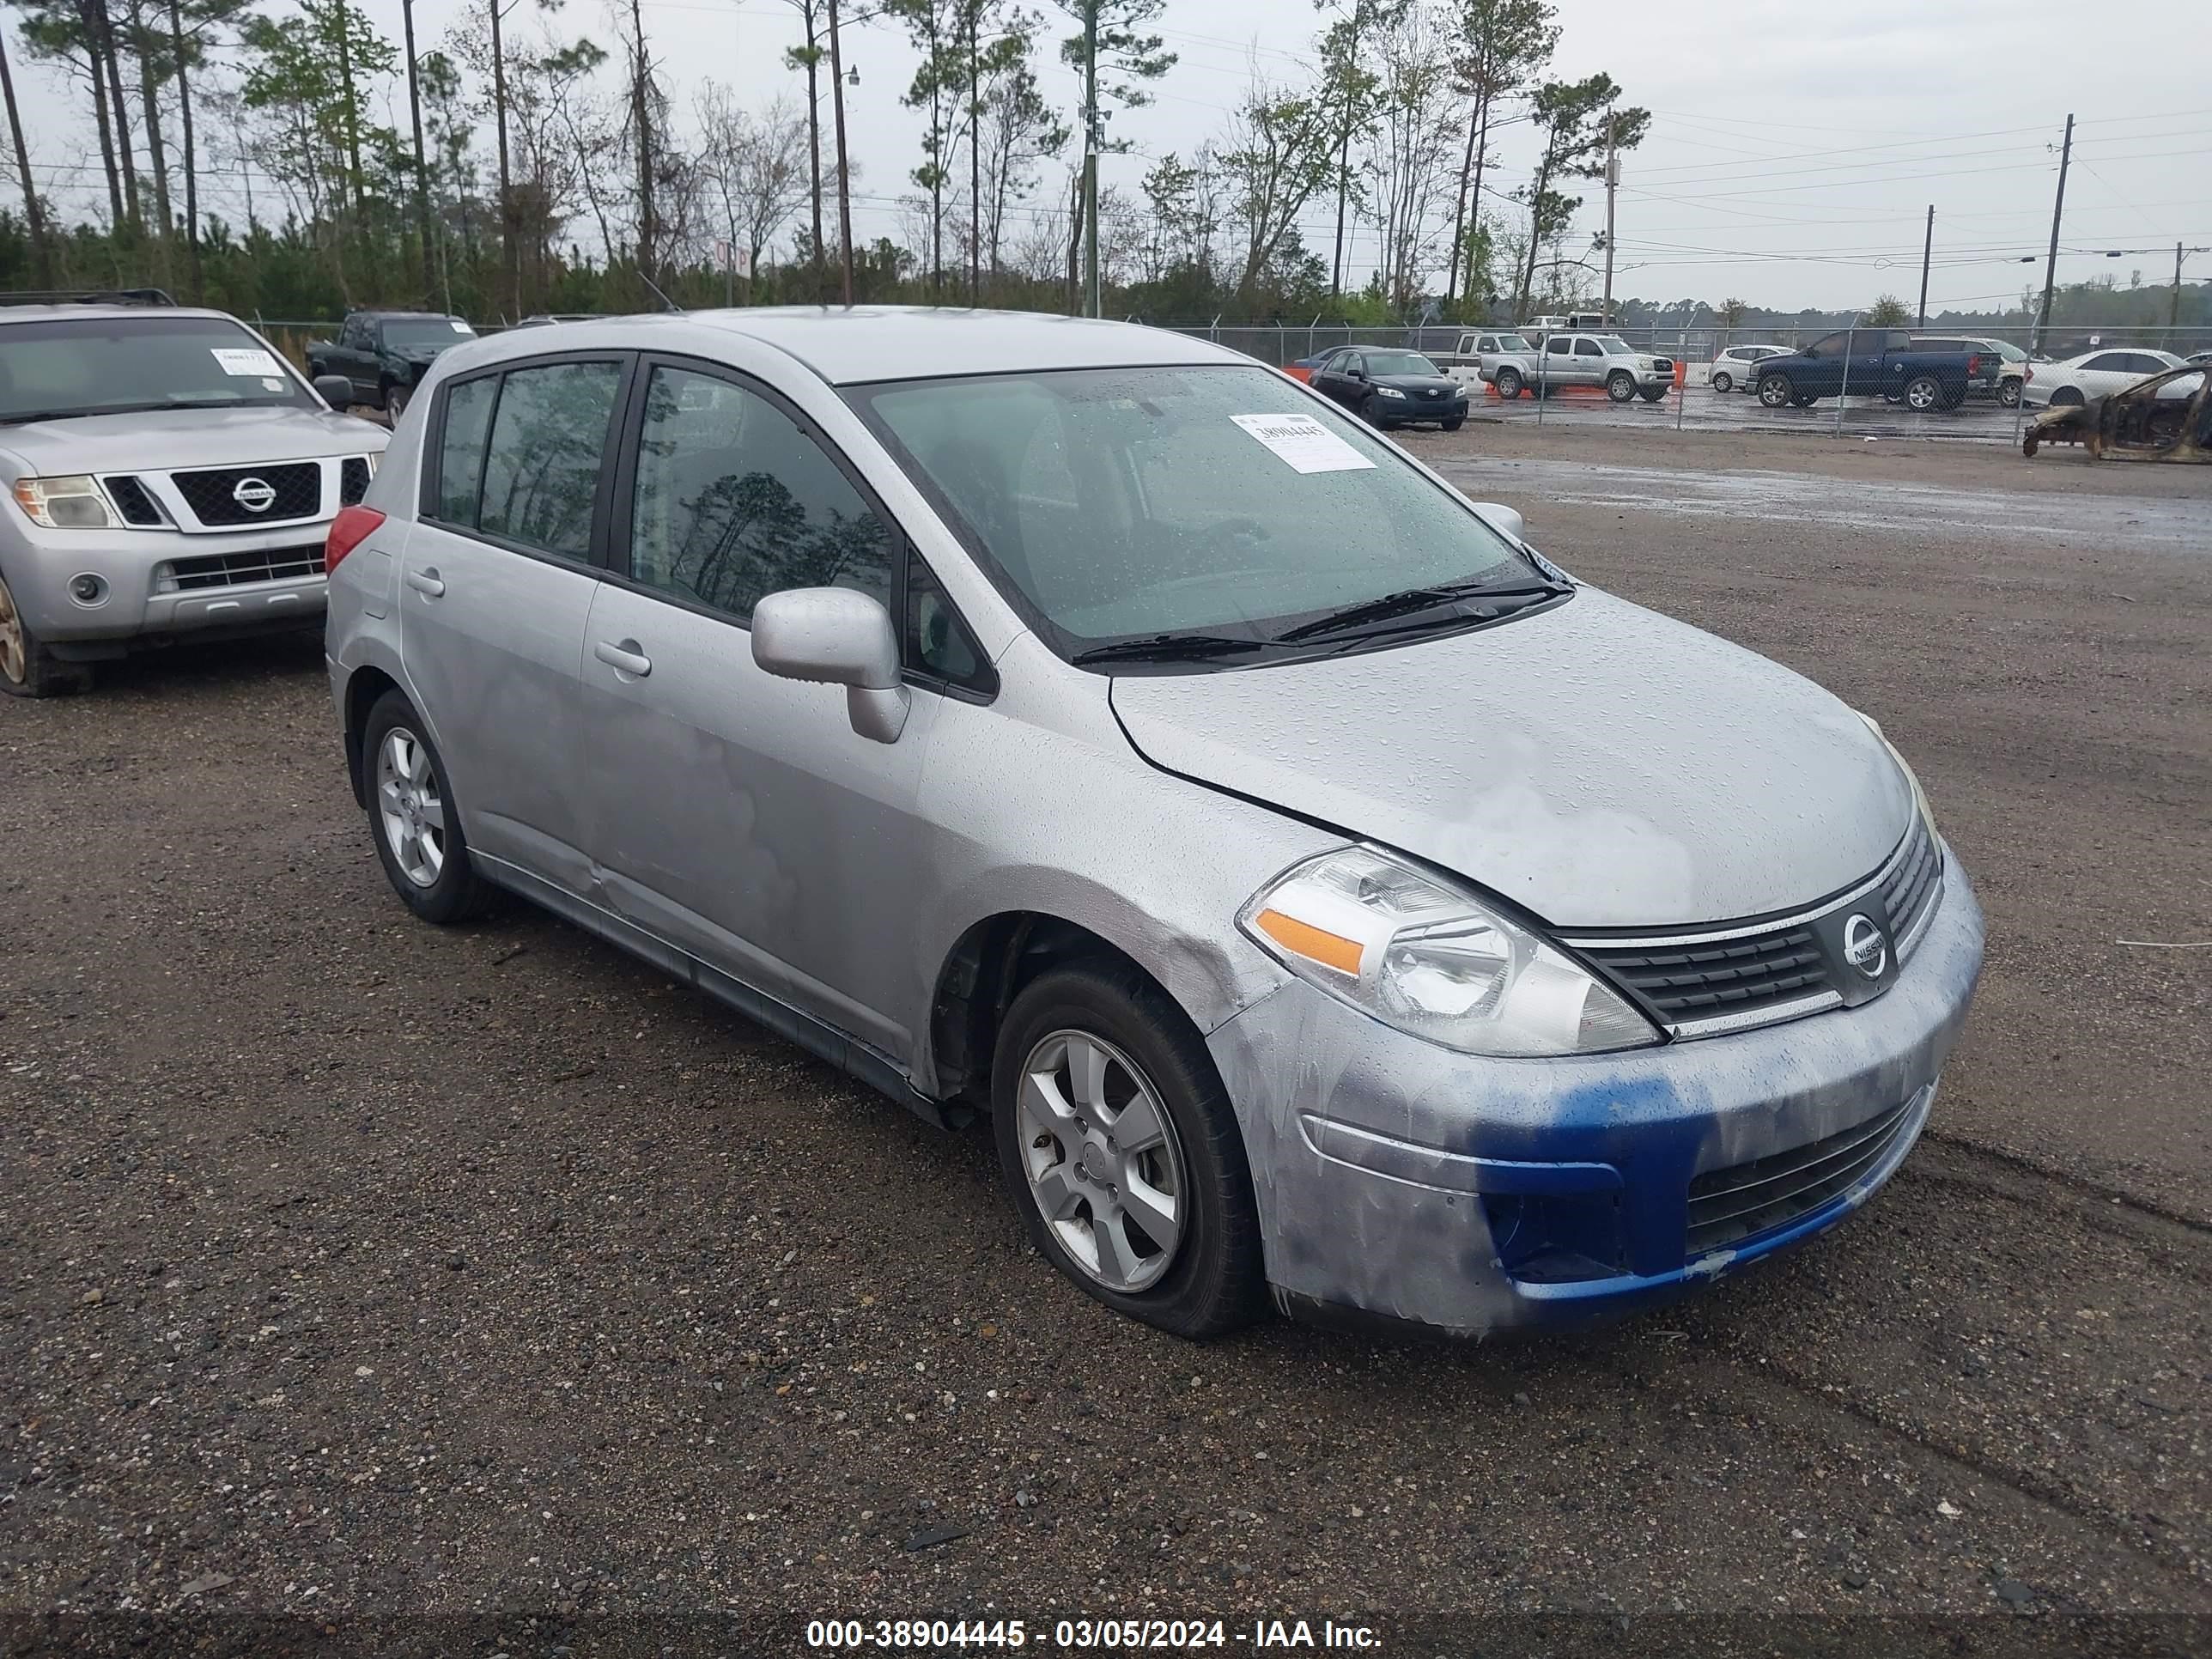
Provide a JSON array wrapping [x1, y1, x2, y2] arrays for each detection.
[[475, 361, 625, 559]]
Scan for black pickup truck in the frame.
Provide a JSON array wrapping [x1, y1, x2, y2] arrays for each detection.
[[306, 310, 477, 416], [1752, 329, 1994, 412]]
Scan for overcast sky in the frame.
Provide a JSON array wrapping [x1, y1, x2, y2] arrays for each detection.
[[13, 0, 2210, 313]]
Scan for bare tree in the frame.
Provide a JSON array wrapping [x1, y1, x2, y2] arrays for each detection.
[[696, 85, 809, 296], [1361, 1, 1456, 307], [1218, 72, 1334, 301]]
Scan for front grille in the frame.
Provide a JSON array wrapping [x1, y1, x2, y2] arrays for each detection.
[[157, 544, 325, 592], [1579, 927, 1832, 1024], [339, 456, 371, 506], [1882, 815, 1941, 945], [171, 461, 322, 526], [1686, 1094, 1918, 1255], [104, 474, 165, 526]]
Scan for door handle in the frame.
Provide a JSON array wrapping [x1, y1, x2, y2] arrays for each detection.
[[404, 567, 445, 598], [594, 638, 652, 678]]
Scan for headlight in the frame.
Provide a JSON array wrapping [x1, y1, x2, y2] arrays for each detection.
[[1374, 386, 1407, 399], [13, 475, 118, 529], [1239, 847, 1661, 1057]]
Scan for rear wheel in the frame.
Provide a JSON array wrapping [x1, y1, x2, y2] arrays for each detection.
[[1607, 370, 1636, 403], [362, 690, 494, 923], [993, 962, 1266, 1340], [1494, 367, 1523, 399], [2051, 386, 2085, 407], [1998, 377, 2022, 408], [1758, 373, 1794, 408], [0, 570, 92, 698], [1903, 374, 1946, 413], [1711, 371, 1733, 394]]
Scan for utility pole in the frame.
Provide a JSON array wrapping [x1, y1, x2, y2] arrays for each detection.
[[1599, 106, 1618, 323], [1082, 2, 1099, 319], [828, 0, 854, 305], [2033, 113, 2073, 356], [401, 0, 435, 308], [2176, 242, 2186, 331], [1917, 204, 1933, 329]]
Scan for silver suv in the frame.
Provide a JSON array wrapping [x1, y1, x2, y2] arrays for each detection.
[[0, 294, 387, 696], [326, 309, 1983, 1340]]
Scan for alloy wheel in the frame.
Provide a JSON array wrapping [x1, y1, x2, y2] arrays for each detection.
[[375, 725, 447, 888], [0, 574, 24, 686], [1016, 1028, 1189, 1294]]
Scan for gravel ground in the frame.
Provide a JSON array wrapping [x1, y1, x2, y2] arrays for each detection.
[[2, 428, 2208, 1656]]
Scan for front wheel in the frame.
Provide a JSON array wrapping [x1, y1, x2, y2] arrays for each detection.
[[0, 569, 91, 698], [362, 690, 494, 923], [1638, 386, 1667, 403], [1757, 373, 1794, 408], [1711, 371, 1732, 394], [1607, 370, 1636, 403], [1360, 395, 1391, 428], [1442, 416, 1464, 431], [1494, 367, 1523, 399], [993, 962, 1266, 1340]]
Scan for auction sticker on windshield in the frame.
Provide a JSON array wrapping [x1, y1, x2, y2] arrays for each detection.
[[1231, 412, 1375, 475], [210, 347, 284, 377]]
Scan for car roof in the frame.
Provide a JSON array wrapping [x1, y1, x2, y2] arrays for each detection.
[[456, 307, 1246, 386], [0, 302, 252, 326]]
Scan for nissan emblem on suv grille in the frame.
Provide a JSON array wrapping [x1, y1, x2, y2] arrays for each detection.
[[232, 477, 276, 514]]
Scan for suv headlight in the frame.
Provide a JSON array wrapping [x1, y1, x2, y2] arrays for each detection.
[[1239, 847, 1661, 1057], [13, 475, 118, 528]]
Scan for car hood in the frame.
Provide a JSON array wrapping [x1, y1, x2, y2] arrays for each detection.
[[1108, 589, 1913, 929], [1371, 374, 1465, 396], [0, 404, 387, 475]]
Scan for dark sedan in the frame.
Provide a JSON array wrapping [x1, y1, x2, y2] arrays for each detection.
[[1307, 346, 1469, 430]]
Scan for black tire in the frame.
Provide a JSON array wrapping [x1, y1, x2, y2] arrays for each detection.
[[1711, 371, 1732, 394], [1998, 378, 2022, 408], [2051, 386, 2084, 407], [361, 690, 495, 924], [1493, 367, 1522, 399], [2021, 432, 2040, 458], [1757, 373, 1794, 408], [992, 961, 1266, 1340], [1442, 416, 1464, 431], [1903, 374, 1947, 414], [1638, 386, 1667, 403], [1606, 370, 1636, 403], [0, 568, 92, 698]]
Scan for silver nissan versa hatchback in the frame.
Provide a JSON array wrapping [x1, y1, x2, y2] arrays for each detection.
[[325, 308, 1984, 1340]]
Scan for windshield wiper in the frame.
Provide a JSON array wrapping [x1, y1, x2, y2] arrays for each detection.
[[0, 397, 275, 426], [1070, 632, 1273, 665], [1273, 579, 1571, 645]]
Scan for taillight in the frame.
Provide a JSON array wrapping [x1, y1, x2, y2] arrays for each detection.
[[1966, 354, 1980, 376], [325, 504, 385, 574]]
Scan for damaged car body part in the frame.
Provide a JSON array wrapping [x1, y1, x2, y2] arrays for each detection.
[[2022, 365, 2212, 461], [325, 307, 1984, 1340]]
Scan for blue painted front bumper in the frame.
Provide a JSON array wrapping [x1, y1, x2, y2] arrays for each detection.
[[1206, 846, 1984, 1337]]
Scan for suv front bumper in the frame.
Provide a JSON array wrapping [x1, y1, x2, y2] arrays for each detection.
[[1207, 844, 1984, 1337], [2, 520, 330, 649]]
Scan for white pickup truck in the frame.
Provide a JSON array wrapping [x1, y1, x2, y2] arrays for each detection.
[[1445, 329, 1675, 403]]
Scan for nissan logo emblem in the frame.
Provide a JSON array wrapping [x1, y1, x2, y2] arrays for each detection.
[[1842, 913, 1888, 981], [231, 476, 276, 514]]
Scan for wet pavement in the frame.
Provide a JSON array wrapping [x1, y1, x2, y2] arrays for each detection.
[[1468, 384, 2033, 445]]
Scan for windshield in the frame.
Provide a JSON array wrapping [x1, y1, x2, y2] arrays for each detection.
[[0, 315, 316, 421], [1983, 340, 2025, 362], [1592, 336, 1635, 356], [383, 318, 474, 349], [848, 366, 1539, 659], [1361, 350, 1441, 376]]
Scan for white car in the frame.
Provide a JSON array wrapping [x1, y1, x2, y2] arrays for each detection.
[[1442, 331, 1536, 392], [1699, 344, 1789, 394], [2023, 348, 2188, 408]]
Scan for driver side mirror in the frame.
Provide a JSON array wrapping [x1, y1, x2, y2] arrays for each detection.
[[1469, 502, 1526, 543], [750, 587, 910, 744], [313, 374, 356, 410], [1346, 364, 1367, 380]]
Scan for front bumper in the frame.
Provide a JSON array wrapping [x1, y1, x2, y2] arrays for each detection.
[[1207, 844, 1984, 1337], [1376, 394, 1470, 422], [2, 521, 329, 647]]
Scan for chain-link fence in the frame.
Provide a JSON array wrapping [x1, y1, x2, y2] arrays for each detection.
[[1155, 317, 2209, 446]]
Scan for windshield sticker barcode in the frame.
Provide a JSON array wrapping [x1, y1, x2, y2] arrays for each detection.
[[211, 347, 283, 377], [1231, 412, 1376, 475]]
